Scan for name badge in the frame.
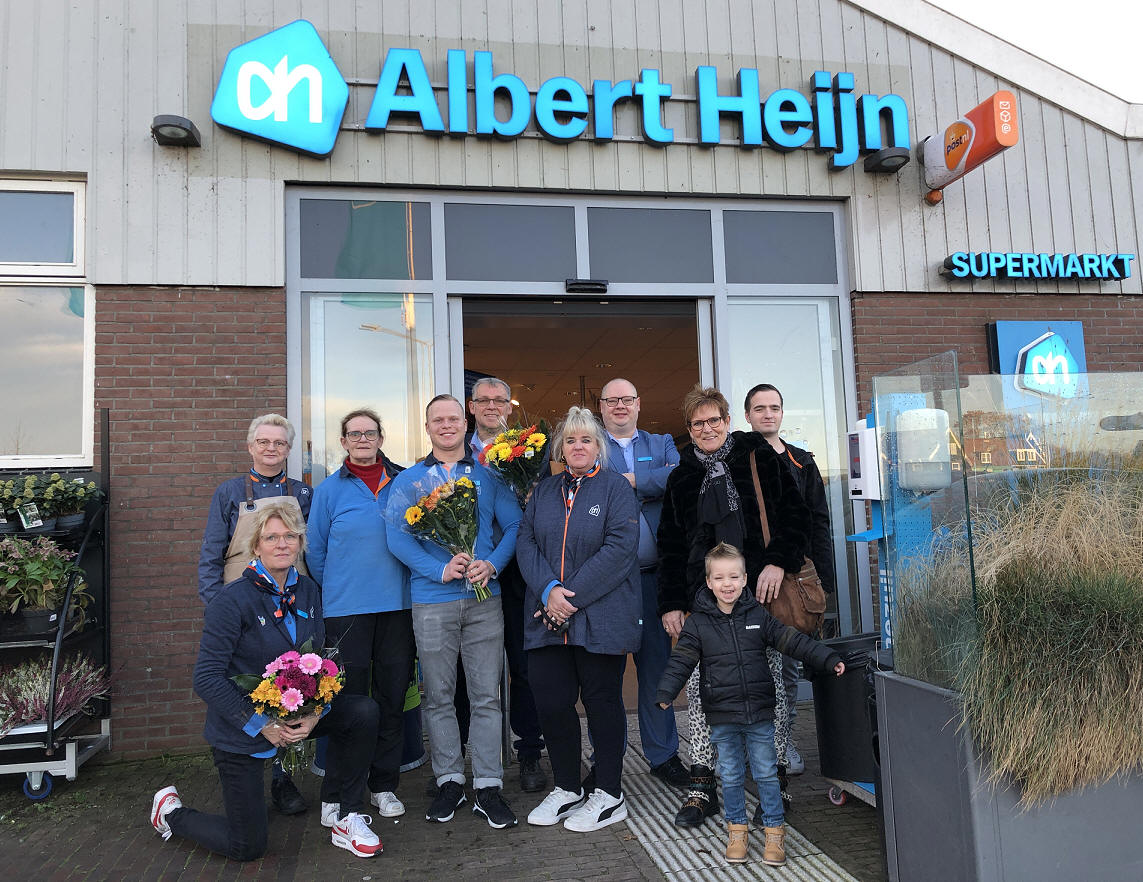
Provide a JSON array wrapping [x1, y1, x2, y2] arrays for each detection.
[[637, 456, 653, 462], [745, 624, 761, 630]]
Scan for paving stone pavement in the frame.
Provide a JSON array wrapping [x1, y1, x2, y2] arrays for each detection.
[[0, 704, 887, 882]]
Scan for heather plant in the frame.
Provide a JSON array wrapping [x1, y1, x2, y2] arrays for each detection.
[[0, 653, 110, 737]]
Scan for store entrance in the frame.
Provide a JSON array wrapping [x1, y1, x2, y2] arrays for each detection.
[[460, 299, 702, 440]]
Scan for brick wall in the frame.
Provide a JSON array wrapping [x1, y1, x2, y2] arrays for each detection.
[[95, 285, 286, 759], [852, 292, 1143, 413]]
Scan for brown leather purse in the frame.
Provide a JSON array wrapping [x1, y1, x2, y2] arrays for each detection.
[[748, 451, 826, 634]]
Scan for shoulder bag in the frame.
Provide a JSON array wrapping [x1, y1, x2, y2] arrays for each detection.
[[748, 451, 826, 634]]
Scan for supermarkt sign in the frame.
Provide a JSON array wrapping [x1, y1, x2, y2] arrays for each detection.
[[211, 19, 910, 166], [942, 251, 1136, 281]]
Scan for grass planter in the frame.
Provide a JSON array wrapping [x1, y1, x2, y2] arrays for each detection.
[[875, 671, 1143, 882]]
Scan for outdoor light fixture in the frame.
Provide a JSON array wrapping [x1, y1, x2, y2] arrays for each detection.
[[863, 147, 911, 174], [565, 279, 609, 294], [151, 114, 201, 147]]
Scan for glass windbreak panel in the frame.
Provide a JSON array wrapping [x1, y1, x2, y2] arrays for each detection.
[[723, 210, 837, 284], [299, 199, 432, 279], [725, 296, 854, 636], [444, 203, 575, 281], [872, 351, 973, 689], [588, 207, 713, 283], [0, 287, 85, 456], [0, 191, 75, 264], [301, 292, 434, 485]]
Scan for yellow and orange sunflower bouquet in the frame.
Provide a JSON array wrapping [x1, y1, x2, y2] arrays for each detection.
[[401, 476, 488, 599], [477, 420, 550, 504]]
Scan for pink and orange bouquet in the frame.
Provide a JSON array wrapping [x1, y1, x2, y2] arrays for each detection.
[[233, 639, 343, 722]]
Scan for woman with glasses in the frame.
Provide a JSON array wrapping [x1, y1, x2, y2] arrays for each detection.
[[656, 385, 812, 827], [197, 413, 314, 815], [305, 408, 413, 824], [152, 501, 383, 860]]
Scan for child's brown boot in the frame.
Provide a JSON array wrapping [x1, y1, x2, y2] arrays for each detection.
[[726, 823, 749, 863], [762, 824, 786, 866]]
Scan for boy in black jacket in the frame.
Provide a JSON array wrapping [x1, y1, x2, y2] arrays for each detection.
[[656, 542, 844, 867]]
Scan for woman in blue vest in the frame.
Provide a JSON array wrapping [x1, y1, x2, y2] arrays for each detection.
[[150, 501, 382, 860]]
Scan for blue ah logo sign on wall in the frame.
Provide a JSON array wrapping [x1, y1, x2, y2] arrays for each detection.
[[989, 320, 1087, 404], [210, 20, 348, 156]]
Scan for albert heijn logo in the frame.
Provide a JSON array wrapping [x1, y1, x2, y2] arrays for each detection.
[[211, 20, 348, 157], [1015, 331, 1081, 399]]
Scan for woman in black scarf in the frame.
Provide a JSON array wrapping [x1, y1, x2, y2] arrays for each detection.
[[656, 385, 812, 826]]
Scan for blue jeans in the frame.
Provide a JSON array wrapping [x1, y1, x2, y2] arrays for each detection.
[[709, 720, 784, 827], [629, 568, 679, 766], [412, 596, 505, 789]]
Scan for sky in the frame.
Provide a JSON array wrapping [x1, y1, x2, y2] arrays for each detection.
[[930, 0, 1143, 102]]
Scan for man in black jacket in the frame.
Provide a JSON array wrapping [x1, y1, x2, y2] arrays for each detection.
[[744, 383, 837, 775]]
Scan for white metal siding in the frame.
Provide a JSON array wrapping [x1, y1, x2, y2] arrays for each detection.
[[0, 0, 1138, 293]]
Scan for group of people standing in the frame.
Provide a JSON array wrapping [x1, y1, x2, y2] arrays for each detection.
[[149, 375, 842, 867]]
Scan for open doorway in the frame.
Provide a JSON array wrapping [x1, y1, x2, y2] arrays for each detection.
[[461, 299, 701, 439]]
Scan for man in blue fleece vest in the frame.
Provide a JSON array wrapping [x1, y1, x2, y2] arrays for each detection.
[[386, 394, 522, 829]]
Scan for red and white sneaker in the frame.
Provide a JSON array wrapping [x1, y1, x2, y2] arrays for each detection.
[[150, 785, 183, 841], [330, 812, 382, 858]]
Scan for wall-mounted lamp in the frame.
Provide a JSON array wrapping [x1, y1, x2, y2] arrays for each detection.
[[151, 114, 201, 147], [863, 147, 911, 174]]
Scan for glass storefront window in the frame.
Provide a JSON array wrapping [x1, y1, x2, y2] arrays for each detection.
[[444, 203, 576, 281], [588, 207, 714, 283], [301, 292, 434, 484], [299, 199, 432, 279], [723, 210, 837, 284], [0, 286, 87, 459]]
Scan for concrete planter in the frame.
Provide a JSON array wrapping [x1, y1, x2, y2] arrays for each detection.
[[875, 671, 1143, 882]]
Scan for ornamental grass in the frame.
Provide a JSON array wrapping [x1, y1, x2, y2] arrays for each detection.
[[895, 471, 1143, 804]]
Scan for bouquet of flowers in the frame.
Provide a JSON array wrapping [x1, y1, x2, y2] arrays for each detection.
[[477, 421, 550, 504], [401, 475, 489, 600], [232, 639, 344, 774]]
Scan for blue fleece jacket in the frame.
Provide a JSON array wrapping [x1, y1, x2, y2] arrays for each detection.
[[305, 454, 410, 616], [385, 453, 521, 604]]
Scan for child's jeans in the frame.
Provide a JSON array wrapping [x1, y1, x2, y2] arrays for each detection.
[[709, 720, 784, 827]]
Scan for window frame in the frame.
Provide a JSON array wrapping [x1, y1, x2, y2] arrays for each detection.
[[0, 180, 86, 278]]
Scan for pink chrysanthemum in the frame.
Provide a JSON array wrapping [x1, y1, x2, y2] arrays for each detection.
[[297, 653, 323, 675], [279, 687, 304, 712], [321, 658, 340, 677]]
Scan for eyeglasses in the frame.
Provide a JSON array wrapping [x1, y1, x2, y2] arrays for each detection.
[[472, 397, 510, 407], [689, 415, 725, 432], [600, 395, 637, 407], [253, 439, 289, 449], [345, 429, 381, 441], [261, 532, 301, 545]]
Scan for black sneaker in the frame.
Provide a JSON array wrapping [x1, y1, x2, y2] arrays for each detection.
[[519, 757, 548, 793], [649, 755, 690, 788], [271, 774, 308, 815], [472, 787, 518, 829], [426, 781, 466, 822]]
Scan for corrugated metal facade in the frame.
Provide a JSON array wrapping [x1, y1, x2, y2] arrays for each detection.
[[1, 0, 1139, 293]]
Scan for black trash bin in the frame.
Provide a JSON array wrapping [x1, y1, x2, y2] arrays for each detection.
[[811, 632, 881, 782]]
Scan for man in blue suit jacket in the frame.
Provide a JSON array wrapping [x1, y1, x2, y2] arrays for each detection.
[[599, 378, 689, 788]]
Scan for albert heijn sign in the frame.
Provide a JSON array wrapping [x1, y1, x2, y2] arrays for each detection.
[[211, 19, 910, 166]]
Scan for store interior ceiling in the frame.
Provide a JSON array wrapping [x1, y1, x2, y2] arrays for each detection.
[[462, 299, 699, 439]]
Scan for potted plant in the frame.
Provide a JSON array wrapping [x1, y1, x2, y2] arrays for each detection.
[[0, 535, 91, 636], [0, 474, 57, 532], [0, 653, 110, 737], [50, 476, 102, 530]]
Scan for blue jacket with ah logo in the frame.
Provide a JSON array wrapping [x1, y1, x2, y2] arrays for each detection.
[[193, 570, 324, 755], [516, 468, 641, 655]]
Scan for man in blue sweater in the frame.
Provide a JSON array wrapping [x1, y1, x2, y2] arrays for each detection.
[[386, 394, 522, 829], [598, 378, 689, 789]]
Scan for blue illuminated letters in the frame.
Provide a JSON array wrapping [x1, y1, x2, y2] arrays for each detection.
[[945, 251, 1136, 281]]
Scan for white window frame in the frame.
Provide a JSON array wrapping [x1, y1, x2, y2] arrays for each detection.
[[0, 179, 92, 467], [0, 179, 86, 278]]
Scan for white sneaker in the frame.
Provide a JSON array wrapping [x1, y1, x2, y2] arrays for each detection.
[[563, 788, 628, 832], [526, 787, 587, 826], [786, 741, 806, 776], [150, 785, 183, 841], [330, 812, 382, 858], [371, 790, 406, 817], [320, 801, 340, 827]]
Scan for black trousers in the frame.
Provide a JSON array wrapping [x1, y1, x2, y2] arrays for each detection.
[[499, 559, 544, 759], [324, 609, 415, 793], [167, 693, 378, 861], [528, 644, 626, 798]]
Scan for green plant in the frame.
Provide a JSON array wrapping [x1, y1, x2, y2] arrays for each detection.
[[0, 535, 89, 614], [0, 473, 60, 519], [50, 476, 102, 516]]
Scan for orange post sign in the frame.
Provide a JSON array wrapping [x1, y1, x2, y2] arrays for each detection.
[[921, 91, 1019, 192]]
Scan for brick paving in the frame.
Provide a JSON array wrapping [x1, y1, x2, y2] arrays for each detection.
[[0, 705, 886, 882]]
